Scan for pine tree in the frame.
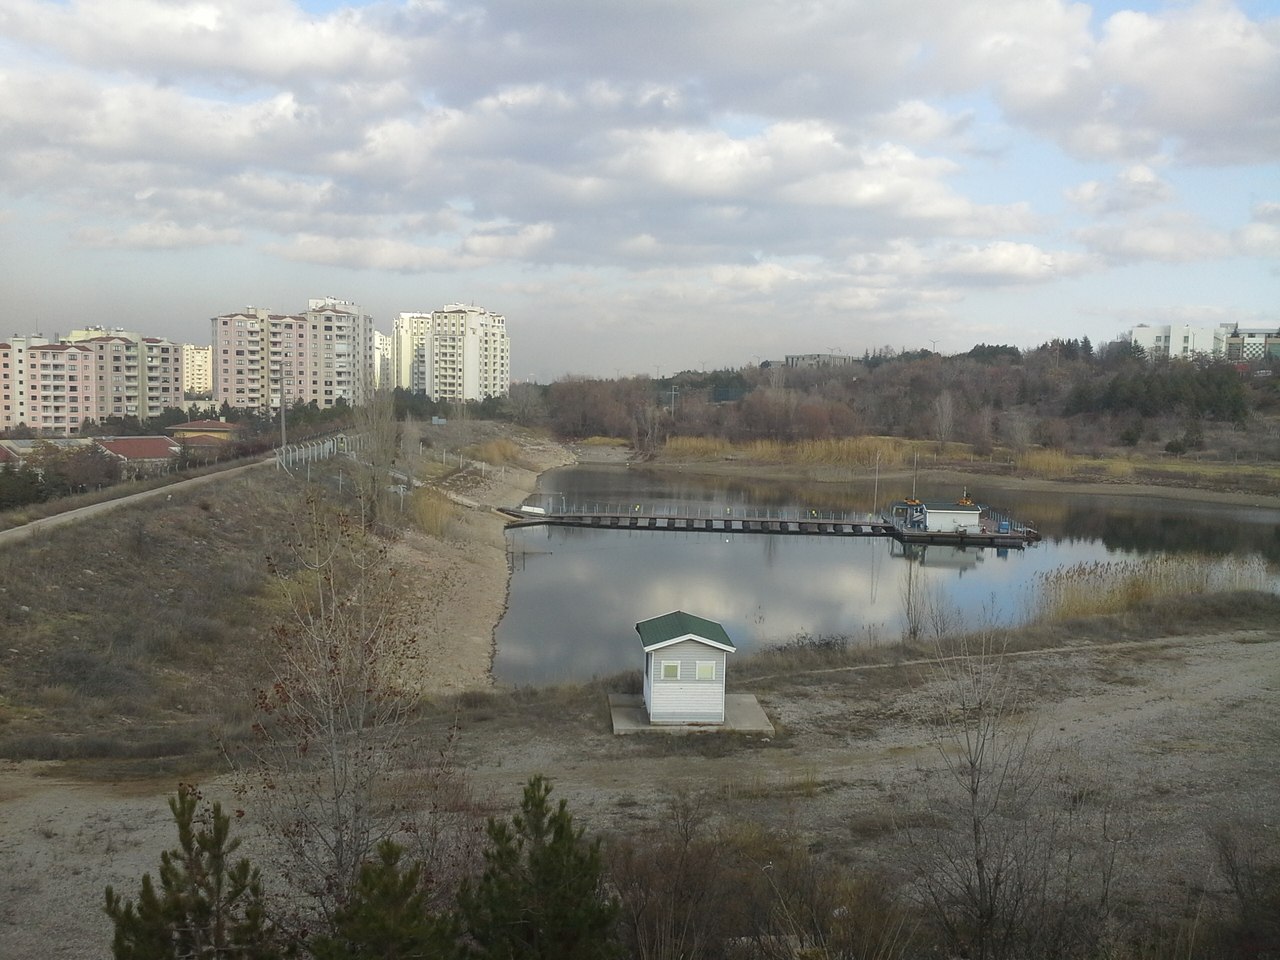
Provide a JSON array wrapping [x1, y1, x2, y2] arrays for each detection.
[[104, 784, 285, 960], [457, 776, 618, 960], [310, 840, 458, 960]]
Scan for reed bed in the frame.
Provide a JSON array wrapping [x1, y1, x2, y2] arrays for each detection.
[[1015, 448, 1078, 478], [463, 437, 524, 466], [1105, 458, 1136, 479], [663, 435, 933, 468], [408, 487, 462, 538], [1029, 555, 1271, 623], [663, 436, 732, 458]]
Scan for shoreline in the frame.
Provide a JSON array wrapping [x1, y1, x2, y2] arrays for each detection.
[[395, 434, 577, 695], [420, 444, 1280, 695], [639, 457, 1280, 508]]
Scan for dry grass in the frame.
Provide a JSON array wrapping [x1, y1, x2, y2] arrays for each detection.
[[1029, 555, 1271, 622], [1015, 448, 1077, 478], [1105, 457, 1137, 479], [0, 458, 261, 533], [0, 463, 362, 774], [463, 437, 528, 467], [407, 487, 462, 538], [664, 435, 979, 469]]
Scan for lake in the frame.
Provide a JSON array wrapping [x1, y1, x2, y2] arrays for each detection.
[[493, 465, 1280, 684]]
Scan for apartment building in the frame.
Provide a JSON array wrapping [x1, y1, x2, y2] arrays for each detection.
[[390, 304, 510, 401], [0, 336, 50, 431], [30, 336, 184, 434], [2, 331, 184, 435], [182, 343, 213, 397], [211, 298, 375, 412]]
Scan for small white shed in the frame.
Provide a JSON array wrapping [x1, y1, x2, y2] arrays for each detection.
[[636, 611, 736, 725]]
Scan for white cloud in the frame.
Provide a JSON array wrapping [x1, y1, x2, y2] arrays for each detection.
[[1236, 222, 1280, 258], [1076, 213, 1234, 262], [460, 222, 555, 259], [74, 220, 241, 249], [866, 100, 974, 147], [932, 241, 1095, 283], [0, 0, 411, 85], [270, 234, 482, 271], [1067, 164, 1173, 215]]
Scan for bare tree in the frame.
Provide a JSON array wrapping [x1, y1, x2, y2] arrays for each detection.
[[903, 629, 1125, 960], [238, 494, 473, 921], [351, 389, 403, 526], [933, 390, 956, 444]]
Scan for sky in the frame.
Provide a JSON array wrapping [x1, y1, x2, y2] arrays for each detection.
[[1, 0, 1278, 382]]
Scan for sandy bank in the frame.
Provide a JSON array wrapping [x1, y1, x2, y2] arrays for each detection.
[[391, 433, 576, 695]]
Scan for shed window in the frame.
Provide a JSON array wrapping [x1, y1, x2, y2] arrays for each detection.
[[696, 661, 716, 681], [660, 661, 680, 680]]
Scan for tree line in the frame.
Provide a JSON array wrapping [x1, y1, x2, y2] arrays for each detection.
[[492, 339, 1270, 458]]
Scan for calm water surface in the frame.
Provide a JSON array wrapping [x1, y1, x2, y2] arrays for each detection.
[[493, 466, 1280, 684]]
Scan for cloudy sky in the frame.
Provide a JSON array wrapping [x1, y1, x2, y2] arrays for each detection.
[[1, 0, 1278, 381]]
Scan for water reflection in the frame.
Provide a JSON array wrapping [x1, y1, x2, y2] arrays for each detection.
[[493, 467, 1280, 685]]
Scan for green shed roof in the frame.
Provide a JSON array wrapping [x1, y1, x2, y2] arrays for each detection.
[[636, 611, 735, 652]]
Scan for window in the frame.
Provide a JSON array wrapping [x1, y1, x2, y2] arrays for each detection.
[[660, 661, 680, 681], [696, 661, 716, 681]]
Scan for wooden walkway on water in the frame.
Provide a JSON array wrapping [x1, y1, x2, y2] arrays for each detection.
[[500, 508, 1039, 549]]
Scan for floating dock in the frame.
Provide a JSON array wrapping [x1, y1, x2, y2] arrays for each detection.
[[500, 507, 1039, 549]]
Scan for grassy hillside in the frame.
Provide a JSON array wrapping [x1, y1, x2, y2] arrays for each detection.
[[0, 466, 320, 776]]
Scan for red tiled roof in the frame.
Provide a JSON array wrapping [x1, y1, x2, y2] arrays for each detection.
[[168, 419, 241, 432], [96, 437, 180, 460], [175, 433, 227, 446], [0, 446, 16, 463]]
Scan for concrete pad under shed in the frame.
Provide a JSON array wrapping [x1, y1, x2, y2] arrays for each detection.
[[608, 693, 774, 736]]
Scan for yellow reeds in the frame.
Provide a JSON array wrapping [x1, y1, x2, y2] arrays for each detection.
[[663, 436, 732, 458], [1105, 458, 1136, 479], [408, 488, 461, 538], [1015, 448, 1076, 478], [464, 438, 523, 466], [1029, 555, 1270, 622], [662, 435, 922, 468]]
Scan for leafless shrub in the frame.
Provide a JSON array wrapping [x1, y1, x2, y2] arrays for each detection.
[[901, 628, 1128, 960]]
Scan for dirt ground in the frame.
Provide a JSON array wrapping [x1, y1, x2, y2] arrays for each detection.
[[2, 441, 1278, 958]]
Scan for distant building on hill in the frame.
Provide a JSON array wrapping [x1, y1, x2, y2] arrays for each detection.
[[784, 353, 860, 370], [1127, 322, 1280, 363]]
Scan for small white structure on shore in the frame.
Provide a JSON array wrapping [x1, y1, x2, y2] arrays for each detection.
[[637, 611, 735, 725]]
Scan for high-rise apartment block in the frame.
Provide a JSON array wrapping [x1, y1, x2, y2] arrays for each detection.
[[391, 304, 510, 401], [4, 330, 185, 435], [0, 336, 50, 431], [211, 298, 375, 412], [182, 343, 213, 397]]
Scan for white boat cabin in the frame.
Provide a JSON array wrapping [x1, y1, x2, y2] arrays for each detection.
[[636, 611, 735, 725], [891, 498, 982, 534]]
